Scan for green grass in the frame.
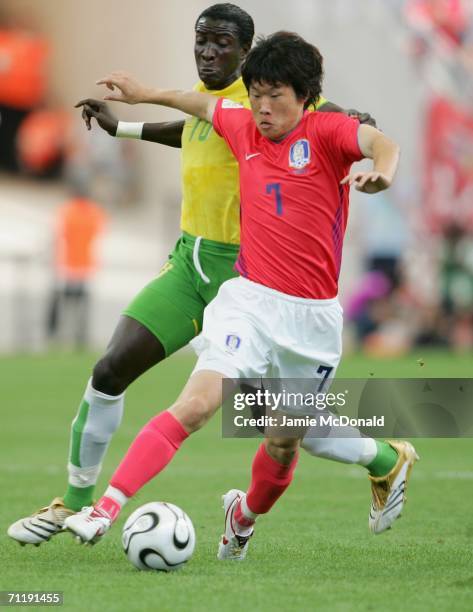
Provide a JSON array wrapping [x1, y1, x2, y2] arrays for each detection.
[[1, 350, 473, 611]]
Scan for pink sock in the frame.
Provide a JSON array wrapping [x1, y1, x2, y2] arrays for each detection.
[[244, 443, 298, 516], [109, 411, 188, 498]]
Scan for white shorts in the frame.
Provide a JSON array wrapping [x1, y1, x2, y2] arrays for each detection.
[[191, 277, 343, 387]]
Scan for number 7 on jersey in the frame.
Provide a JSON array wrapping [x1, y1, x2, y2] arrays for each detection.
[[266, 183, 283, 216]]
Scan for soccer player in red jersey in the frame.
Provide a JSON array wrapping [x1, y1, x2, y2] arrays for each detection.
[[6, 4, 398, 552], [64, 32, 418, 558]]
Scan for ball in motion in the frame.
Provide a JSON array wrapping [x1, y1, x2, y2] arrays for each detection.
[[122, 502, 196, 571]]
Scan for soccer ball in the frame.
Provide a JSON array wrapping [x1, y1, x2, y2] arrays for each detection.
[[122, 502, 196, 572]]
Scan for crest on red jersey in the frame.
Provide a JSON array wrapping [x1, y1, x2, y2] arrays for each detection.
[[289, 139, 310, 170]]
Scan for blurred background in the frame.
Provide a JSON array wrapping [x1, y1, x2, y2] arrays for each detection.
[[1, 0, 472, 356]]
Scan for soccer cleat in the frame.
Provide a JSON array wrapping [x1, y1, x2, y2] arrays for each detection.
[[369, 440, 419, 534], [217, 489, 253, 561], [64, 505, 112, 544], [7, 497, 76, 545]]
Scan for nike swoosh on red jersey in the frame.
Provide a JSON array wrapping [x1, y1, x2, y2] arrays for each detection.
[[245, 153, 261, 160]]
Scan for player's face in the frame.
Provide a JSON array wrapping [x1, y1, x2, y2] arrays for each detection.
[[249, 82, 306, 141], [194, 18, 247, 90]]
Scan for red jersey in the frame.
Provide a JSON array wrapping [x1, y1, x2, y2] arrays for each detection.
[[213, 98, 363, 299]]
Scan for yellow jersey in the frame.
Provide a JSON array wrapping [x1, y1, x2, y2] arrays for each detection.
[[180, 77, 327, 244]]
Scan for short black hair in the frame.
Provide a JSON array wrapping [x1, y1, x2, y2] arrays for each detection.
[[242, 31, 324, 109], [195, 3, 254, 49]]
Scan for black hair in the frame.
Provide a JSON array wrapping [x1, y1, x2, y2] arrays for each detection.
[[195, 3, 255, 49], [242, 31, 324, 109]]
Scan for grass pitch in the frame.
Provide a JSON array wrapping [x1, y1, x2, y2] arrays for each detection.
[[1, 350, 473, 611]]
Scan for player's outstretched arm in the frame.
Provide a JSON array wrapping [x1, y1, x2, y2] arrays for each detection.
[[341, 125, 400, 193], [318, 100, 377, 127], [96, 71, 217, 123], [75, 98, 184, 148], [141, 122, 184, 147]]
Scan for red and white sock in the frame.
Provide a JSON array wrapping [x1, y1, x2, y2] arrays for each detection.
[[233, 443, 298, 535], [93, 494, 122, 523], [233, 495, 257, 537], [92, 411, 188, 522]]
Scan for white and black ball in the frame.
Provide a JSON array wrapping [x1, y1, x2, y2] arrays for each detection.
[[122, 502, 196, 572]]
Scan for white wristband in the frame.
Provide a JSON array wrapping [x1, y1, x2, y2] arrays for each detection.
[[116, 121, 144, 139]]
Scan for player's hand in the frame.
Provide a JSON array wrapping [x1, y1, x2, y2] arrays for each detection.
[[346, 109, 377, 128], [340, 171, 391, 193], [95, 71, 148, 105], [74, 98, 118, 135]]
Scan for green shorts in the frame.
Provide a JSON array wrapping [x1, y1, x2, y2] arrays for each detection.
[[123, 232, 240, 356]]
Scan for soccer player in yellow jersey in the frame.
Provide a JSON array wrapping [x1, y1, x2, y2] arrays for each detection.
[[8, 4, 402, 547]]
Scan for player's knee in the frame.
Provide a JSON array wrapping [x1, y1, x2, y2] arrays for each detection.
[[265, 437, 299, 465], [170, 395, 215, 434], [92, 355, 127, 396]]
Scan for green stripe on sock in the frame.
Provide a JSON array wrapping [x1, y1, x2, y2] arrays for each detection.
[[70, 399, 90, 468], [64, 399, 94, 511], [367, 441, 398, 477], [64, 485, 95, 512]]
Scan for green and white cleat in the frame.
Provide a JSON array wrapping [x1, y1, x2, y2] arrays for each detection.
[[7, 497, 76, 546], [369, 440, 419, 534], [217, 489, 253, 561]]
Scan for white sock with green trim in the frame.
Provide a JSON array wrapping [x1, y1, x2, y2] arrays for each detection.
[[63, 379, 125, 511], [301, 428, 377, 465]]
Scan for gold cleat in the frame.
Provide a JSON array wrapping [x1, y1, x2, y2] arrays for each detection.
[[7, 497, 77, 545], [369, 440, 419, 534]]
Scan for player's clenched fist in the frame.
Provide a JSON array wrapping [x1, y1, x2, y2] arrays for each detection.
[[340, 171, 391, 193], [96, 71, 150, 105]]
